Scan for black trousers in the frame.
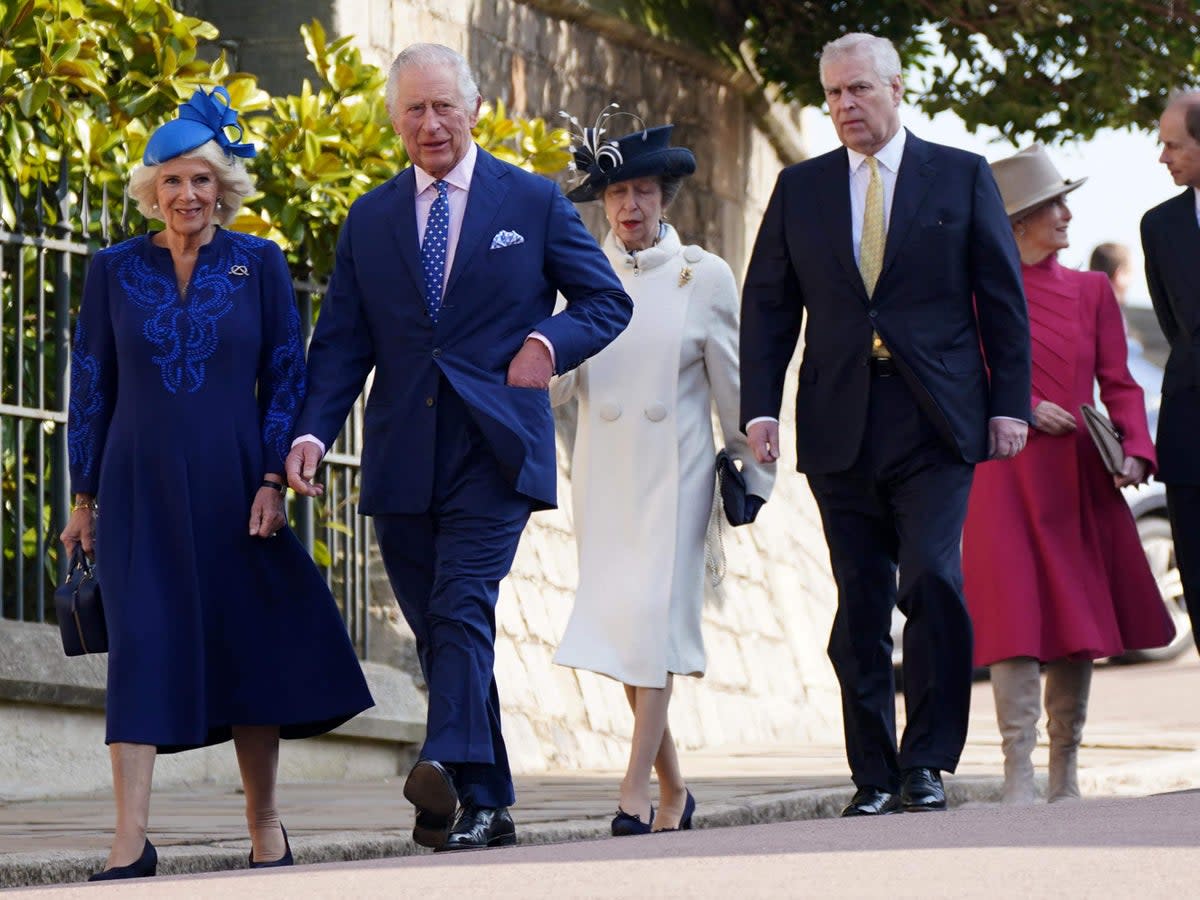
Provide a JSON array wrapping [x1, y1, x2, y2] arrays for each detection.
[[808, 368, 975, 792], [1166, 483, 1200, 658]]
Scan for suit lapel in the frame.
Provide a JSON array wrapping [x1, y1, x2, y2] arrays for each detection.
[[813, 148, 862, 297], [879, 130, 935, 291], [445, 147, 509, 300], [389, 169, 426, 304]]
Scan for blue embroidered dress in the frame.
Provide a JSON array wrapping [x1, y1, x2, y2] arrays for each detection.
[[69, 229, 373, 751]]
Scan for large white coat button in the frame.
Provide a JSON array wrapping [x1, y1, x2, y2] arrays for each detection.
[[599, 402, 622, 421], [644, 403, 668, 422]]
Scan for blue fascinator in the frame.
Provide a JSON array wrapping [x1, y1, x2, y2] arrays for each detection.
[[561, 104, 695, 203], [142, 86, 257, 166]]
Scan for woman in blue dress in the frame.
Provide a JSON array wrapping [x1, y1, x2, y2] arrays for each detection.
[[59, 87, 374, 881]]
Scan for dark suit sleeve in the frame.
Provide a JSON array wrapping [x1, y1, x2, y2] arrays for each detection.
[[1141, 211, 1178, 346], [293, 215, 377, 449], [967, 157, 1032, 422], [534, 190, 632, 373], [740, 171, 805, 430]]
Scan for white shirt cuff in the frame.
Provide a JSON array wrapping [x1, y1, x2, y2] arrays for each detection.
[[746, 416, 779, 429], [989, 416, 1027, 424], [528, 332, 556, 369], [291, 434, 326, 458]]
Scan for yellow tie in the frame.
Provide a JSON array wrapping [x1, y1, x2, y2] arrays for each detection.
[[859, 156, 884, 296]]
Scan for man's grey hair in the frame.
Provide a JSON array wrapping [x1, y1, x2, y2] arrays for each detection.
[[820, 33, 902, 84], [1166, 88, 1200, 143], [385, 43, 480, 116]]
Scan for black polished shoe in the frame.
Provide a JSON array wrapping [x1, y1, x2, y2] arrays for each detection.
[[840, 786, 901, 817], [900, 767, 947, 812], [88, 840, 157, 881], [611, 805, 654, 836], [437, 805, 516, 851], [404, 759, 459, 849], [248, 824, 294, 868]]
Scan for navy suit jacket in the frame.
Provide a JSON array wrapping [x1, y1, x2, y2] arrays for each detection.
[[1142, 188, 1200, 484], [741, 131, 1031, 472], [295, 147, 632, 513]]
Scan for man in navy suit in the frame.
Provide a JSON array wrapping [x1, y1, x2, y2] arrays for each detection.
[[1142, 89, 1200, 658], [740, 33, 1031, 816], [286, 43, 631, 850]]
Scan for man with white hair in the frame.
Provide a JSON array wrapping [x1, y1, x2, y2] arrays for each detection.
[[740, 32, 1030, 816], [1141, 89, 1200, 660], [286, 43, 631, 850]]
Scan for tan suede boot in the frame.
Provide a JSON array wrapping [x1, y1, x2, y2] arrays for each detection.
[[990, 657, 1042, 804], [1044, 659, 1093, 802]]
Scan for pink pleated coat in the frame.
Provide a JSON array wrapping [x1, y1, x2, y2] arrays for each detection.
[[963, 255, 1175, 666]]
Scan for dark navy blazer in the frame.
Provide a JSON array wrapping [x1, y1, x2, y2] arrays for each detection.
[[1142, 188, 1200, 485], [295, 147, 632, 513], [741, 131, 1031, 471]]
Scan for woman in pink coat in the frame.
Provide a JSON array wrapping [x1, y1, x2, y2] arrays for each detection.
[[962, 145, 1174, 805]]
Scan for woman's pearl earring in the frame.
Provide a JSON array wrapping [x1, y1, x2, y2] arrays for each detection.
[[216, 197, 224, 210]]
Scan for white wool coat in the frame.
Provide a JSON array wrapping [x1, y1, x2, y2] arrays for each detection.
[[551, 225, 774, 687]]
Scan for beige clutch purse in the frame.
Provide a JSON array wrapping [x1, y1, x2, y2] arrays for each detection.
[[1080, 404, 1125, 476]]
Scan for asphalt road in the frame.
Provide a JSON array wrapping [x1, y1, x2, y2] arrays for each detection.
[[19, 789, 1200, 898]]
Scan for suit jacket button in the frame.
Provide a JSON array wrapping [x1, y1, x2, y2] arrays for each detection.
[[425, 396, 435, 407], [599, 402, 621, 421], [868, 310, 878, 319], [645, 403, 668, 422], [432, 348, 441, 358]]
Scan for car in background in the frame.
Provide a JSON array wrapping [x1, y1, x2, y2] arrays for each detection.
[[890, 337, 1189, 666]]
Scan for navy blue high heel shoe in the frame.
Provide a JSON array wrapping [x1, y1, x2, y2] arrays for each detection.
[[249, 824, 294, 868], [657, 790, 696, 832], [611, 805, 654, 836], [88, 840, 157, 881]]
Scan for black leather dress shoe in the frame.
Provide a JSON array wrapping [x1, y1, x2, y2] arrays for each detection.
[[840, 786, 901, 817], [900, 767, 947, 812], [404, 759, 459, 849], [437, 806, 516, 851], [88, 840, 157, 881]]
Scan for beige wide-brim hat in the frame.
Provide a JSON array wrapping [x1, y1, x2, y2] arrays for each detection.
[[990, 144, 1086, 220]]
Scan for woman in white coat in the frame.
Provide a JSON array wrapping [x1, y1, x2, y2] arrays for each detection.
[[551, 114, 774, 835]]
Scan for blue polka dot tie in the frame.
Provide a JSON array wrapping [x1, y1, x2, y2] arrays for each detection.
[[421, 180, 450, 324]]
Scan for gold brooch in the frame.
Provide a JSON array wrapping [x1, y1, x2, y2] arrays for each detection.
[[678, 265, 693, 287]]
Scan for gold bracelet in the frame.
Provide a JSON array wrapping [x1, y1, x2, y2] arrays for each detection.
[[72, 499, 98, 511]]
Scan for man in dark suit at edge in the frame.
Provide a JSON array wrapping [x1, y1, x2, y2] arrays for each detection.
[[286, 44, 631, 850], [1141, 89, 1200, 658], [739, 33, 1031, 816]]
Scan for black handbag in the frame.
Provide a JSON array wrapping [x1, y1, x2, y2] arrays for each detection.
[[715, 449, 763, 527], [54, 547, 108, 656]]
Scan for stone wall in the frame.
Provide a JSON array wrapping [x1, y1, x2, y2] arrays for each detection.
[[186, 0, 844, 773]]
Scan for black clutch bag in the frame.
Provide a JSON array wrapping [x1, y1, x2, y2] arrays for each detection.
[[54, 547, 108, 656], [715, 449, 763, 527]]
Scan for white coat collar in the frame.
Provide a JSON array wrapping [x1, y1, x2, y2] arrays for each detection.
[[605, 223, 682, 273]]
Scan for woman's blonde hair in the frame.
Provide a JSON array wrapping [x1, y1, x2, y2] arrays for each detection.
[[127, 140, 255, 226]]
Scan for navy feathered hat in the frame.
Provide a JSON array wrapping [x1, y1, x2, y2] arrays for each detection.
[[561, 105, 696, 203], [143, 86, 257, 166]]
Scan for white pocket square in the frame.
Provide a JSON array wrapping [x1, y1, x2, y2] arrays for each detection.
[[490, 230, 525, 250]]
